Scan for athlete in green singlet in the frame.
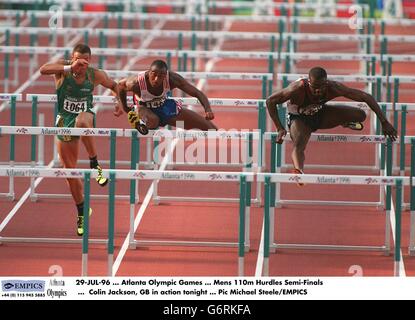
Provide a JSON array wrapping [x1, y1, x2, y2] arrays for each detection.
[[40, 44, 122, 236]]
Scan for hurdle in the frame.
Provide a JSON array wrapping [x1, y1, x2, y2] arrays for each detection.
[[289, 15, 415, 30], [0, 9, 286, 67], [0, 45, 384, 74], [23, 94, 266, 201], [409, 138, 415, 256], [0, 1, 370, 16], [10, 8, 415, 28], [258, 172, 405, 277], [266, 101, 412, 175], [0, 166, 253, 276], [6, 26, 407, 75], [0, 26, 285, 74], [265, 132, 393, 208], [0, 46, 390, 101], [1, 46, 275, 94], [9, 95, 414, 203], [146, 128, 259, 240], [1, 0, 192, 10], [0, 125, 136, 201], [105, 70, 273, 99], [0, 9, 288, 25], [0, 94, 36, 201], [0, 121, 262, 203], [0, 94, 46, 167]]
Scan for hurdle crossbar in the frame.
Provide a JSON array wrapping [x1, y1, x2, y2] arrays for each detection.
[[0, 125, 261, 202], [22, 94, 415, 111], [289, 16, 415, 27], [1, 27, 386, 43], [0, 167, 253, 276], [0, 45, 381, 62], [0, 10, 288, 24]]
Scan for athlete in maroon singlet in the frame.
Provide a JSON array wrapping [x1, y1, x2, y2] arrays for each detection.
[[266, 67, 397, 174]]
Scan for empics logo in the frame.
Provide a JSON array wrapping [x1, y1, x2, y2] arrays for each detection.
[[2, 280, 45, 292], [3, 283, 14, 290]]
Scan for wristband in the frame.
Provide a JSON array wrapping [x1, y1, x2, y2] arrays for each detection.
[[63, 65, 71, 73]]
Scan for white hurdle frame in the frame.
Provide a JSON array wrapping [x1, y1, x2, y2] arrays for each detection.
[[0, 123, 262, 204], [259, 172, 407, 276], [146, 130, 260, 207], [0, 45, 381, 62], [24, 94, 265, 204], [264, 132, 393, 208], [0, 94, 24, 200], [0, 166, 253, 276], [0, 125, 131, 203]]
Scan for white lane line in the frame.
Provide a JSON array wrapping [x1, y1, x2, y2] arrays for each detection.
[[389, 190, 406, 276], [255, 223, 265, 276], [112, 137, 179, 276], [0, 160, 54, 233]]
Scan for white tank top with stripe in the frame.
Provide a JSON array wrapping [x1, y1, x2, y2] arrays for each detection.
[[134, 71, 170, 109]]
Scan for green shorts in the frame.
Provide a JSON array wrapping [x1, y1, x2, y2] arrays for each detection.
[[55, 110, 96, 142]]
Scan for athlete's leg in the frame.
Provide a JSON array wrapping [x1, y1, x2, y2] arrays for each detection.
[[75, 112, 108, 186], [289, 119, 313, 171], [167, 108, 218, 130], [138, 107, 160, 129], [76, 112, 96, 158], [318, 105, 366, 129], [56, 138, 83, 204]]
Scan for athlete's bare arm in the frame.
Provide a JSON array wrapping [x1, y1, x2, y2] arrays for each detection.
[[94, 69, 123, 117], [266, 80, 303, 143], [169, 72, 214, 120], [40, 59, 89, 83], [332, 81, 397, 141], [118, 76, 142, 113]]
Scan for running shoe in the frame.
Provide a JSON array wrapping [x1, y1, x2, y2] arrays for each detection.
[[77, 208, 93, 237], [291, 168, 305, 187], [128, 111, 149, 135], [95, 165, 108, 187], [342, 122, 364, 131]]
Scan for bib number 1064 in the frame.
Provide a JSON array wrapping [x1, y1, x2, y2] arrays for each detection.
[[64, 100, 86, 113]]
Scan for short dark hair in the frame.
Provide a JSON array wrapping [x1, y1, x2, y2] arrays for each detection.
[[73, 43, 91, 56], [309, 67, 327, 80], [150, 60, 168, 71]]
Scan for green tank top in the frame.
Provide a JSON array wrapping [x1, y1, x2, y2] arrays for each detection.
[[56, 67, 95, 116]]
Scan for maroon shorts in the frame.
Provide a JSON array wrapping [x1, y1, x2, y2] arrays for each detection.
[[287, 108, 326, 132]]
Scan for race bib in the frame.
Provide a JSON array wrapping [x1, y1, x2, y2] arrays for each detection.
[[145, 97, 166, 109], [63, 98, 87, 114]]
